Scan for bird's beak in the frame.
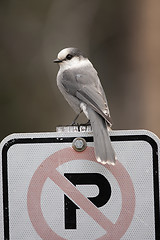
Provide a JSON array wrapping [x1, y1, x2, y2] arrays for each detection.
[[54, 58, 62, 63]]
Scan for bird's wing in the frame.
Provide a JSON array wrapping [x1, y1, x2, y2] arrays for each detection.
[[62, 68, 112, 126]]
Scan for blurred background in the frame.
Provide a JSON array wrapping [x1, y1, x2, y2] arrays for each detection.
[[0, 0, 160, 141]]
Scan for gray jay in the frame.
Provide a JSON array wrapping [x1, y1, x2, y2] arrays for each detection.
[[54, 47, 116, 165]]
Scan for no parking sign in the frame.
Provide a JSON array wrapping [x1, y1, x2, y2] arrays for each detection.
[[0, 130, 160, 239]]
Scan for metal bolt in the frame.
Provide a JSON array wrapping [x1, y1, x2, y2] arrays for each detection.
[[72, 138, 87, 152]]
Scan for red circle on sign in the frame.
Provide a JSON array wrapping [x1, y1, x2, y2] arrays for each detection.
[[27, 147, 135, 240]]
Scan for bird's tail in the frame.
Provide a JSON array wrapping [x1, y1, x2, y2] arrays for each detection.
[[87, 107, 116, 165]]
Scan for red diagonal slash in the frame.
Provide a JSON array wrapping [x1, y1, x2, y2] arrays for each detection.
[[27, 147, 135, 240]]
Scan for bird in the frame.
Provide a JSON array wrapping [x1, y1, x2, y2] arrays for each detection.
[[54, 47, 116, 165]]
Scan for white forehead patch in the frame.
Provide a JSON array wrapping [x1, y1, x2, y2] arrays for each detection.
[[57, 48, 72, 60]]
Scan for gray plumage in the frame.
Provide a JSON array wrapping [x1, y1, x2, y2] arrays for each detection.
[[54, 47, 116, 165]]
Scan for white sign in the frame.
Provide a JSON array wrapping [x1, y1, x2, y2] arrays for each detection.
[[0, 130, 160, 239]]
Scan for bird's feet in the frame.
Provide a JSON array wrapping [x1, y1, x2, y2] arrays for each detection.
[[80, 120, 91, 126], [70, 111, 82, 126], [70, 121, 79, 126]]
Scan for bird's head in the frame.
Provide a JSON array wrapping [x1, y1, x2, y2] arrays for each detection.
[[54, 47, 87, 70]]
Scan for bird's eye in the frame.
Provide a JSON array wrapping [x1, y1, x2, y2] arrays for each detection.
[[66, 54, 73, 60]]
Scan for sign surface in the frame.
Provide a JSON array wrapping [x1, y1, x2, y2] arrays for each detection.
[[0, 130, 159, 239]]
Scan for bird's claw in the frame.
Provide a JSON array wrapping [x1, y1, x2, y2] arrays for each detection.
[[70, 121, 79, 126], [80, 120, 91, 126]]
